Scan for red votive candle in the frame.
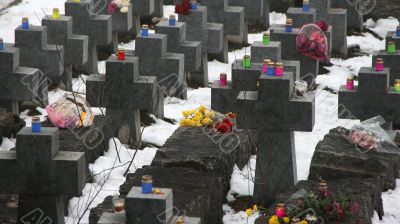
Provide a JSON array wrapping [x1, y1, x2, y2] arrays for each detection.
[[219, 73, 227, 86], [275, 203, 286, 218], [346, 75, 354, 90], [118, 49, 125, 61], [275, 62, 284, 76], [375, 58, 384, 71]]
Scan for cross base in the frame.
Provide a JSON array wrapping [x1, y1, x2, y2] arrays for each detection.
[[17, 194, 64, 224], [107, 109, 140, 145], [74, 43, 98, 77], [187, 53, 209, 87]]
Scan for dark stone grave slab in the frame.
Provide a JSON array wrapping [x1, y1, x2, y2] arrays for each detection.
[[372, 50, 400, 85]]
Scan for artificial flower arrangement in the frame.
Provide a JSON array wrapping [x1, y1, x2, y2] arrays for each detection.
[[175, 0, 192, 15], [296, 22, 329, 62], [108, 0, 131, 14]]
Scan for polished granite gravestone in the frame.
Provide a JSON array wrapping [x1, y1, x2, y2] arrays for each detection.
[[331, 0, 364, 31], [236, 72, 315, 205], [0, 43, 48, 114], [338, 67, 400, 128], [228, 0, 269, 28], [178, 6, 224, 86], [14, 24, 64, 88], [372, 49, 400, 85], [0, 127, 85, 224], [86, 55, 161, 145], [65, 0, 112, 76], [42, 14, 88, 91]]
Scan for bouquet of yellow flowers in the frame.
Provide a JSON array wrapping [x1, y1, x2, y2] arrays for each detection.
[[179, 105, 215, 127]]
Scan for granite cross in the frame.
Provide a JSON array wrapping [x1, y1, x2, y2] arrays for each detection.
[[86, 55, 161, 145], [0, 43, 48, 114], [331, 0, 364, 31], [338, 67, 400, 127], [65, 0, 112, 76], [228, 0, 269, 28], [236, 71, 315, 205], [0, 127, 85, 224], [42, 14, 89, 91]]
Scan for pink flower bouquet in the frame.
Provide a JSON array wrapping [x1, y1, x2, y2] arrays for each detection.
[[296, 24, 329, 62]]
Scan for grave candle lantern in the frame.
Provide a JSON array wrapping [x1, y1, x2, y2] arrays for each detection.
[[318, 180, 329, 198], [243, 55, 251, 68], [388, 41, 396, 54], [286, 18, 293, 33], [262, 59, 271, 74], [396, 26, 400, 37], [267, 61, 275, 76], [0, 38, 3, 50], [141, 24, 149, 36], [118, 49, 125, 61], [303, 0, 310, 11], [176, 217, 185, 224], [190, 0, 198, 10], [375, 58, 384, 71], [141, 175, 153, 194], [395, 79, 400, 92], [31, 116, 41, 132], [113, 198, 125, 212], [219, 73, 227, 86], [263, 32, 270, 45], [52, 8, 60, 20], [346, 75, 354, 90], [22, 17, 29, 30], [275, 203, 286, 218], [275, 62, 284, 76], [169, 14, 176, 26]]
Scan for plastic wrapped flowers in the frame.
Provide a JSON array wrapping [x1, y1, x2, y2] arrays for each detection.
[[108, 0, 130, 14], [296, 23, 329, 62]]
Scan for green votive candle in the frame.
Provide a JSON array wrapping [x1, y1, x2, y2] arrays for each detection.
[[388, 41, 396, 54], [243, 55, 251, 68], [263, 32, 270, 45], [395, 79, 400, 92]]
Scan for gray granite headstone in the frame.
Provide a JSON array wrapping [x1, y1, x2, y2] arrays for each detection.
[[0, 127, 85, 224], [372, 49, 400, 85], [331, 0, 364, 31], [228, 0, 269, 27]]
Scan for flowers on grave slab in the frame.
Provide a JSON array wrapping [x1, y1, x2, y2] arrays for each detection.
[[175, 0, 191, 15], [296, 23, 329, 62], [107, 0, 130, 14], [350, 129, 379, 151]]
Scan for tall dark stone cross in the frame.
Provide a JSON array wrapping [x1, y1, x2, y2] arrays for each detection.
[[14, 24, 64, 88], [86, 55, 161, 145], [236, 71, 315, 205], [178, 6, 224, 86], [0, 127, 85, 224], [65, 0, 112, 76], [339, 67, 400, 127], [42, 14, 89, 91], [0, 43, 48, 114]]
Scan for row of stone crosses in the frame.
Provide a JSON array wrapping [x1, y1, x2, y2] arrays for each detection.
[[0, 0, 399, 223]]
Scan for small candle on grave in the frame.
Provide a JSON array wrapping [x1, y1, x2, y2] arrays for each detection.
[[0, 38, 3, 50], [303, 0, 310, 11], [190, 0, 198, 10], [275, 62, 284, 76], [31, 116, 41, 132], [52, 8, 60, 20], [346, 75, 354, 90], [113, 198, 125, 212], [243, 55, 251, 68], [396, 26, 400, 37], [291, 217, 301, 224], [275, 203, 286, 218], [117, 49, 125, 61], [318, 180, 329, 198], [262, 59, 271, 74], [395, 79, 400, 92], [286, 18, 293, 33], [22, 17, 29, 30], [267, 61, 275, 76], [176, 217, 185, 224], [73, 0, 81, 2], [387, 41, 396, 54], [219, 73, 227, 86], [141, 175, 153, 194], [141, 24, 149, 36], [169, 14, 176, 26], [263, 32, 270, 45], [375, 58, 384, 71]]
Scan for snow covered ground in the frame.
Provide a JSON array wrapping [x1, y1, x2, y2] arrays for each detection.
[[0, 1, 400, 223]]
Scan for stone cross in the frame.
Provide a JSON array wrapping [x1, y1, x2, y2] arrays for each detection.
[[0, 43, 48, 114], [228, 0, 269, 28], [42, 15, 89, 91], [178, 6, 224, 86], [338, 67, 400, 127], [309, 0, 348, 55], [86, 55, 161, 145], [0, 127, 86, 224], [372, 49, 400, 85], [236, 71, 315, 205], [135, 33, 187, 99], [65, 0, 112, 76], [330, 0, 364, 31], [155, 20, 202, 85], [14, 24, 64, 88]]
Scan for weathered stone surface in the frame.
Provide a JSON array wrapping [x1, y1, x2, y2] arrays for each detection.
[[0, 109, 25, 144]]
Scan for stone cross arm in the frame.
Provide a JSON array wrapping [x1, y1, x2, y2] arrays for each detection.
[[132, 0, 155, 17], [228, 0, 263, 19]]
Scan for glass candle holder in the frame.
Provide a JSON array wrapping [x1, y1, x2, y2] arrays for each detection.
[[275, 62, 284, 76], [0, 38, 3, 50], [141, 175, 153, 194], [22, 17, 29, 30], [113, 198, 125, 213], [396, 26, 400, 37], [286, 18, 293, 33], [219, 73, 227, 86], [243, 55, 251, 68], [169, 14, 176, 26], [275, 203, 286, 218], [267, 61, 275, 76], [52, 8, 60, 20], [176, 216, 185, 224], [31, 116, 41, 132], [295, 80, 308, 97], [346, 75, 354, 90], [318, 180, 329, 198], [375, 58, 384, 71], [262, 59, 271, 74], [118, 49, 125, 61], [190, 0, 197, 10], [263, 32, 270, 45], [303, 0, 310, 11], [141, 25, 149, 36], [388, 41, 396, 54], [395, 80, 400, 92]]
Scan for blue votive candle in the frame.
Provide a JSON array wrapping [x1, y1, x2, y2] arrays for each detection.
[[190, 0, 197, 10], [31, 116, 41, 132], [0, 38, 4, 50], [396, 26, 400, 37], [141, 175, 153, 194], [169, 14, 176, 26], [303, 0, 310, 11], [141, 24, 149, 36], [22, 17, 29, 30], [267, 62, 275, 76], [286, 18, 293, 33]]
